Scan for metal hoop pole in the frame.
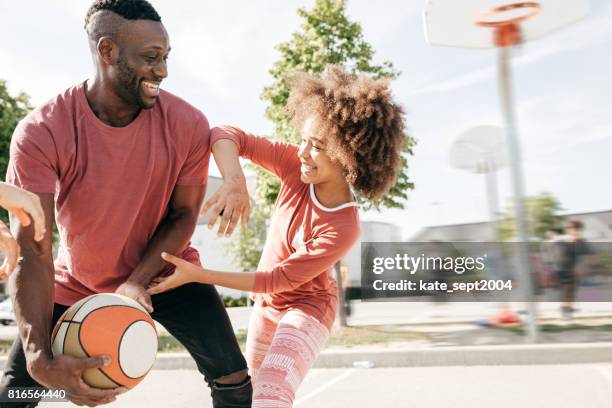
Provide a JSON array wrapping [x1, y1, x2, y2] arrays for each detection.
[[485, 161, 500, 242], [498, 46, 539, 342]]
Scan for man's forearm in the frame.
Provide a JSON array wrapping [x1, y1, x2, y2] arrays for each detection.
[[9, 247, 55, 372], [7, 194, 56, 374], [127, 210, 199, 286]]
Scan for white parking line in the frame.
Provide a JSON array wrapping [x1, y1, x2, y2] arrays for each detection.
[[294, 369, 356, 407]]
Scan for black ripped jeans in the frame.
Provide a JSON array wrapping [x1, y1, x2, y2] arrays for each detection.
[[0, 283, 252, 407]]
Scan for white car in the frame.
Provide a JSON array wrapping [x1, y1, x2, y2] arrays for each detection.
[[0, 298, 15, 325]]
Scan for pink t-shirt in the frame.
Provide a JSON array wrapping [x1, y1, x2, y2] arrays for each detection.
[[211, 126, 361, 330], [7, 82, 210, 305]]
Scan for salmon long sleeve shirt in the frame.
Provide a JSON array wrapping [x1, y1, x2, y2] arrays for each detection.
[[211, 126, 361, 329]]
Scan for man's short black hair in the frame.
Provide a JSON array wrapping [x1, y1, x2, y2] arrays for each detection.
[[566, 219, 584, 231], [85, 0, 161, 29]]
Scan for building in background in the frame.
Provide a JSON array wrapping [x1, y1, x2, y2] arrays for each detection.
[[410, 209, 612, 242], [343, 221, 403, 288]]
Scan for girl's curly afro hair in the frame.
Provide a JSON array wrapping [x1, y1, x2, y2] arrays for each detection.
[[287, 65, 407, 200]]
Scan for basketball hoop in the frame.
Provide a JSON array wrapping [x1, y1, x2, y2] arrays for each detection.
[[475, 2, 542, 47], [475, 2, 542, 28], [424, 0, 589, 342], [424, 0, 589, 49]]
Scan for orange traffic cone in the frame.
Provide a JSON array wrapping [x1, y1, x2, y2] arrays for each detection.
[[490, 308, 522, 326]]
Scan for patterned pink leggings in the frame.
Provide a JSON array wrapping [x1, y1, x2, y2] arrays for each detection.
[[245, 304, 331, 407]]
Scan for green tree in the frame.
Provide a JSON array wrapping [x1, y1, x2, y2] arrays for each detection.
[[500, 192, 564, 241], [0, 80, 33, 224], [259, 0, 414, 210], [228, 0, 415, 269], [226, 197, 271, 270]]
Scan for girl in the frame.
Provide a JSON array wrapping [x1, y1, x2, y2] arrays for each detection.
[[148, 65, 407, 407]]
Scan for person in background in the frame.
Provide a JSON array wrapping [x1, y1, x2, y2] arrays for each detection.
[[540, 227, 565, 291], [557, 220, 590, 321]]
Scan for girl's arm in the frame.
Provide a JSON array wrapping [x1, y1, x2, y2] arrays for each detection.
[[211, 126, 301, 180], [147, 220, 359, 295], [202, 139, 250, 236], [204, 126, 301, 237], [147, 252, 256, 294]]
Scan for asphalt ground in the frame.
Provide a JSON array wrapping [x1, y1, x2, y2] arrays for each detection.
[[38, 363, 612, 408]]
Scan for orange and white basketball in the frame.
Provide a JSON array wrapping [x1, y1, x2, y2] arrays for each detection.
[[51, 293, 158, 389]]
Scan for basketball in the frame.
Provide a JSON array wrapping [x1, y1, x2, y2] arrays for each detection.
[[51, 293, 158, 390]]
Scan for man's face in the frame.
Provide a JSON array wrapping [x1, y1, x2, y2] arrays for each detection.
[[112, 20, 170, 109], [567, 226, 583, 241]]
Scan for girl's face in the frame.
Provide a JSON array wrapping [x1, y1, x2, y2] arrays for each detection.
[[298, 116, 345, 185]]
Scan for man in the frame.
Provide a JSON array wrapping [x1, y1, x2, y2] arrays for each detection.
[[0, 1, 251, 406], [557, 220, 591, 321], [540, 227, 566, 290]]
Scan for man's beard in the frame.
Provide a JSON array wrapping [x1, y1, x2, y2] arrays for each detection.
[[116, 55, 154, 110]]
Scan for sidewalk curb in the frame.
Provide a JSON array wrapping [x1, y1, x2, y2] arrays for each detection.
[[344, 314, 612, 328], [0, 343, 609, 371], [146, 342, 612, 370], [313, 342, 612, 368]]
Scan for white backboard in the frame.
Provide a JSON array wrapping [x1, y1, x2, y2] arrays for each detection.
[[449, 125, 509, 173], [424, 0, 590, 48]]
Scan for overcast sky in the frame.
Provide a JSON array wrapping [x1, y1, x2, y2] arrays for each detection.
[[1, 0, 610, 239]]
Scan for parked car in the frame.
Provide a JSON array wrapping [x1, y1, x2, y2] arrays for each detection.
[[0, 298, 15, 325]]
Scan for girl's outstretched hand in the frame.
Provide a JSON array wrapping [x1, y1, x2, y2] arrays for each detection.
[[0, 183, 45, 242], [147, 252, 204, 295], [0, 220, 20, 278]]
